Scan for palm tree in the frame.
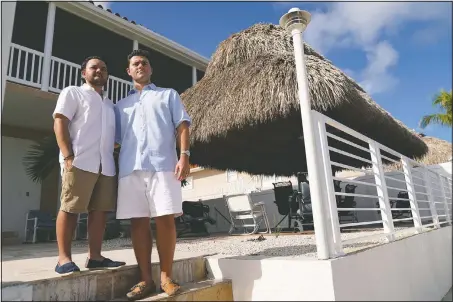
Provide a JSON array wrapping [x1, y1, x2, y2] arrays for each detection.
[[419, 89, 452, 129], [23, 135, 188, 187]]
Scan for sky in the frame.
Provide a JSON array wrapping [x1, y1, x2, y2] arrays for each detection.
[[102, 1, 452, 142]]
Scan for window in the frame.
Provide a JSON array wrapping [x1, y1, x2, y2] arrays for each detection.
[[226, 170, 238, 183], [182, 176, 193, 190]]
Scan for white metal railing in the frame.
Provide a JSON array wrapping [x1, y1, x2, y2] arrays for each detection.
[[312, 110, 452, 258], [8, 43, 133, 103], [49, 56, 82, 93], [105, 75, 133, 103], [7, 43, 44, 88]]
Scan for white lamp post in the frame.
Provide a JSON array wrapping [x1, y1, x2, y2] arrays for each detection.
[[280, 8, 330, 260]]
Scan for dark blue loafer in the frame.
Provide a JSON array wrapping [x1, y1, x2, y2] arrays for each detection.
[[55, 261, 81, 275], [85, 257, 126, 270]]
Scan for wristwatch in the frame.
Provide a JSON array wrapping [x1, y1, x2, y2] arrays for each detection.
[[181, 150, 191, 157]]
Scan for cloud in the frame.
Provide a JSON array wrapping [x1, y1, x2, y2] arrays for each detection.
[[301, 2, 450, 95]]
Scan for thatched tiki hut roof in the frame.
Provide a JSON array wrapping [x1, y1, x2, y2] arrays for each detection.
[[181, 24, 428, 176], [384, 135, 452, 172]]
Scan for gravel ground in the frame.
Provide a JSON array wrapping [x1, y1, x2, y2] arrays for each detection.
[[73, 226, 430, 258]]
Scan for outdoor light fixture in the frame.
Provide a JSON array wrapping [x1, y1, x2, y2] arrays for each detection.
[[279, 8, 331, 260], [279, 7, 311, 33]]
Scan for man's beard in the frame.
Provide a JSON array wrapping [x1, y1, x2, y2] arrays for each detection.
[[89, 76, 107, 87]]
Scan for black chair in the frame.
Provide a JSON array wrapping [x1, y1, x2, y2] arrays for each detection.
[[177, 201, 216, 237], [391, 191, 412, 220], [272, 178, 313, 232], [337, 184, 358, 224], [24, 210, 56, 243]]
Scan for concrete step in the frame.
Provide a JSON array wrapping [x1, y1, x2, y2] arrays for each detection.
[[113, 279, 233, 301], [2, 256, 207, 301]]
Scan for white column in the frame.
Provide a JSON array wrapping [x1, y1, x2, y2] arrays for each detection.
[[1, 1, 16, 109], [40, 2, 56, 91], [192, 66, 197, 86], [133, 40, 139, 50], [280, 8, 331, 260]]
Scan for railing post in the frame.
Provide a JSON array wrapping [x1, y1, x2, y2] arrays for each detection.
[[437, 174, 451, 225], [401, 157, 422, 233], [192, 66, 197, 86], [315, 112, 344, 258], [41, 2, 56, 91], [422, 168, 440, 228], [369, 141, 395, 241], [2, 1, 16, 109], [133, 40, 139, 50]]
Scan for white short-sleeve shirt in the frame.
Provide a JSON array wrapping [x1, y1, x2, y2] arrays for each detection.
[[53, 83, 116, 176]]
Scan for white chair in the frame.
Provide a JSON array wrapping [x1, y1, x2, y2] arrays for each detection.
[[223, 194, 271, 235]]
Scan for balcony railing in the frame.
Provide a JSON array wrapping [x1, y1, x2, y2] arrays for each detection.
[[7, 43, 133, 103]]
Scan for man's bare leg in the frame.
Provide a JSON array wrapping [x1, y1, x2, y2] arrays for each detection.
[[87, 210, 106, 260], [56, 210, 78, 265], [131, 217, 153, 284], [154, 214, 177, 282]]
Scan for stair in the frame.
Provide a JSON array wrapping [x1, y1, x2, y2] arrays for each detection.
[[112, 279, 233, 301], [2, 255, 233, 301]]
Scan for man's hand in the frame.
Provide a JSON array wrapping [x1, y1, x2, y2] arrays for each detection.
[[174, 155, 190, 181]]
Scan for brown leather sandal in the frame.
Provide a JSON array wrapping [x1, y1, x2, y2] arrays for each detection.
[[160, 277, 181, 296], [126, 281, 156, 300]]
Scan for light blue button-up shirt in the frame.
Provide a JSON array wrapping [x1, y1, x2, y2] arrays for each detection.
[[114, 83, 191, 179]]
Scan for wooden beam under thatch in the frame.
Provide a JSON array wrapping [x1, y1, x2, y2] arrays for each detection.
[[181, 23, 428, 176]]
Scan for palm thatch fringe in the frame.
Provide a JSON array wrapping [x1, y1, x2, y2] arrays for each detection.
[[383, 135, 452, 172]]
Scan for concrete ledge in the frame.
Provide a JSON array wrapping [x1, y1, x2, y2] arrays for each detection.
[[2, 256, 207, 301], [207, 226, 452, 301], [113, 279, 234, 301]]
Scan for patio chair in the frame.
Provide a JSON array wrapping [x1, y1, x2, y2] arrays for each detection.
[[337, 184, 358, 224], [74, 212, 119, 240], [24, 210, 56, 243], [224, 193, 271, 235], [272, 179, 313, 232], [391, 191, 412, 220], [177, 201, 216, 237]]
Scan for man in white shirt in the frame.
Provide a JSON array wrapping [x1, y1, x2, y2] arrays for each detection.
[[52, 56, 125, 275]]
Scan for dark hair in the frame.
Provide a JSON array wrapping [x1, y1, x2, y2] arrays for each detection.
[[127, 49, 151, 63], [81, 56, 105, 71]]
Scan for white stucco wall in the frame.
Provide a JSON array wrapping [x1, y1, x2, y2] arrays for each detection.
[[1, 136, 42, 241], [207, 226, 452, 301]]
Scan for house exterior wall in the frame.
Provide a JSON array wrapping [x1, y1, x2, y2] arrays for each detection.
[[1, 136, 43, 242], [2, 1, 208, 244]]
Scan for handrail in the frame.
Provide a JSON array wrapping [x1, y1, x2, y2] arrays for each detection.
[[310, 109, 452, 259]]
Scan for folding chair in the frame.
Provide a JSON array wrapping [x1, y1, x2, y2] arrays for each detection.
[[224, 193, 271, 235]]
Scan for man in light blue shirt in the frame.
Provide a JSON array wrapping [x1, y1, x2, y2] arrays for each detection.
[[114, 49, 191, 300]]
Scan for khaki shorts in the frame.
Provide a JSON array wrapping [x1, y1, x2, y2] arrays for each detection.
[[60, 165, 117, 214]]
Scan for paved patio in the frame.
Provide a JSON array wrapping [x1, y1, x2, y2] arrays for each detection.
[[1, 239, 211, 285]]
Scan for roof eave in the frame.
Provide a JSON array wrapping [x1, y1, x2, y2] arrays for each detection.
[[55, 2, 210, 70]]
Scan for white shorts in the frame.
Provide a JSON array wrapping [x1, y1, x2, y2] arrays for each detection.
[[116, 171, 183, 219]]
